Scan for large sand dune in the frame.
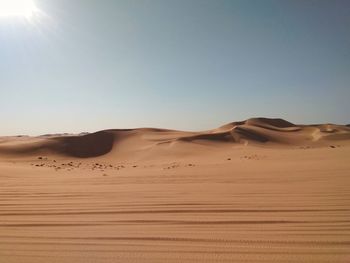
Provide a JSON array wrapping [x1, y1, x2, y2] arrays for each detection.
[[1, 117, 349, 159], [0, 118, 349, 262]]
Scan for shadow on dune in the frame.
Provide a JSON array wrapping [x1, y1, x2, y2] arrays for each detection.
[[178, 132, 236, 143], [53, 131, 115, 158], [0, 131, 115, 158], [233, 126, 269, 143], [246, 117, 296, 128]]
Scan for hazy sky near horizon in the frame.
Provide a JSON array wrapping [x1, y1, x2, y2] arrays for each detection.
[[1, 0, 349, 135]]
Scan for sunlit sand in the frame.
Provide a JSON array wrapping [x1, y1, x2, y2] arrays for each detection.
[[1, 118, 349, 262]]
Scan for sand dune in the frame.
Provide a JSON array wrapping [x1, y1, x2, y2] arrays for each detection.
[[0, 118, 349, 159], [0, 118, 350, 262]]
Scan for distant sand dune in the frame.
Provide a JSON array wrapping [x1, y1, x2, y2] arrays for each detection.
[[0, 117, 349, 159]]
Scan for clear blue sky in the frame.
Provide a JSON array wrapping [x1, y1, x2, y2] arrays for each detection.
[[1, 0, 349, 135]]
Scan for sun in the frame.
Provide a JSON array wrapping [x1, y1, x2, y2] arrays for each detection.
[[0, 0, 38, 18]]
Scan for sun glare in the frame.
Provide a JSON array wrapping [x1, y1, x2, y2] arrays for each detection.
[[0, 0, 38, 18]]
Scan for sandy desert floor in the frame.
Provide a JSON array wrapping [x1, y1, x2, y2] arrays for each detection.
[[0, 118, 349, 262]]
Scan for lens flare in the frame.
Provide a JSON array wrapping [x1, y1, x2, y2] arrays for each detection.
[[0, 0, 38, 18]]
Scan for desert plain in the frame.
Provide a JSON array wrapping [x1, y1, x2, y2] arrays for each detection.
[[0, 118, 349, 262]]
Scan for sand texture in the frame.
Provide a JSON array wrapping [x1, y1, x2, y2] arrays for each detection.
[[0, 118, 350, 262]]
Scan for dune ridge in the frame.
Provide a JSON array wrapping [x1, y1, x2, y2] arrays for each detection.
[[0, 117, 349, 159]]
